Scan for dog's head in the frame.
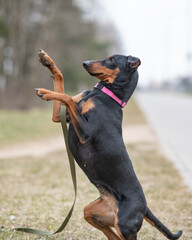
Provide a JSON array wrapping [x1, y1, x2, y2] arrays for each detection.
[[83, 54, 141, 102]]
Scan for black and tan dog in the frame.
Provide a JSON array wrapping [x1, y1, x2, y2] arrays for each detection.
[[36, 50, 182, 240]]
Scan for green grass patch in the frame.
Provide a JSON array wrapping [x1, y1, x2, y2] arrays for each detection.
[[0, 108, 60, 146]]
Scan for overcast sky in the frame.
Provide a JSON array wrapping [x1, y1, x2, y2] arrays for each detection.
[[76, 0, 192, 86]]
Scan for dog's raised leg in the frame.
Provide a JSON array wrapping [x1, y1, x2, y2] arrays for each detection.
[[38, 49, 64, 122], [35, 88, 91, 144]]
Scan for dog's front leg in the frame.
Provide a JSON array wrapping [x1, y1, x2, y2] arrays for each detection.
[[38, 49, 64, 123], [36, 88, 90, 144]]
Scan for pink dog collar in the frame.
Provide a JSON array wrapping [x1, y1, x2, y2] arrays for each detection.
[[94, 83, 127, 108]]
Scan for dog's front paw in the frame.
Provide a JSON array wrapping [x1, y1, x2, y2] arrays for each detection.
[[38, 49, 54, 68], [35, 88, 52, 101], [35, 88, 44, 98]]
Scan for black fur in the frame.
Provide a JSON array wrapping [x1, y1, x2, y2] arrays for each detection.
[[67, 54, 182, 239]]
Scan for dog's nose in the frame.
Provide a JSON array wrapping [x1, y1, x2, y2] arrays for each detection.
[[83, 61, 90, 68]]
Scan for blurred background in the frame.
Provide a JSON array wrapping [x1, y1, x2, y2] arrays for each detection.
[[0, 0, 192, 174], [0, 0, 121, 109], [0, 0, 192, 109], [0, 1, 192, 238]]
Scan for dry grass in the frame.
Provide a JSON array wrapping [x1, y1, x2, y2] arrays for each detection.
[[0, 108, 60, 146], [0, 98, 192, 239], [123, 97, 146, 125]]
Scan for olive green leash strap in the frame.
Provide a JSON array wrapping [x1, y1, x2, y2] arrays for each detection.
[[14, 106, 77, 236]]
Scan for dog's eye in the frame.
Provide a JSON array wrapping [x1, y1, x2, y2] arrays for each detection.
[[108, 56, 115, 63]]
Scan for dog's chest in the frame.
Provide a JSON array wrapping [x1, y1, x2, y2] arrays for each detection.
[[78, 98, 95, 115]]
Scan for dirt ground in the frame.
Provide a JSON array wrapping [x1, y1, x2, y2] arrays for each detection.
[[0, 124, 156, 159]]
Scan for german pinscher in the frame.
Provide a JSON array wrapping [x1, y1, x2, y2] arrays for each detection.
[[36, 50, 182, 240]]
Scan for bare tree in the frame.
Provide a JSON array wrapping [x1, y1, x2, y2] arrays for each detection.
[[0, 0, 120, 108]]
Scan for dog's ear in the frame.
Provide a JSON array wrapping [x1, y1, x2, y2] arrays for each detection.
[[127, 56, 141, 68]]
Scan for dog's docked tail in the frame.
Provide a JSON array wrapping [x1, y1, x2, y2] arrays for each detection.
[[144, 207, 182, 240]]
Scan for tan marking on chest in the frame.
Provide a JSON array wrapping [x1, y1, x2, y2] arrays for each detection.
[[81, 98, 95, 115]]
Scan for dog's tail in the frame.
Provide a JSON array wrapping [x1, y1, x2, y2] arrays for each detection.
[[144, 207, 182, 239]]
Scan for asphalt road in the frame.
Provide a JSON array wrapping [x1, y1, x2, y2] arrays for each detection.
[[135, 91, 192, 190]]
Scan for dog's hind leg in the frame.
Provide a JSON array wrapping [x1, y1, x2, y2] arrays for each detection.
[[38, 49, 64, 122], [114, 201, 143, 240], [84, 198, 122, 240]]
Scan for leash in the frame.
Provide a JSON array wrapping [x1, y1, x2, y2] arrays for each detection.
[[14, 106, 77, 236]]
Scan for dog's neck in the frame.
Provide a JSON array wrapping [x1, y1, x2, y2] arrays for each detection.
[[97, 71, 138, 105], [94, 83, 127, 108]]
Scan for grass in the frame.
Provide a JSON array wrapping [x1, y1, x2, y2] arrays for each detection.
[[0, 97, 143, 146], [0, 98, 141, 146], [0, 97, 192, 239], [0, 108, 60, 146]]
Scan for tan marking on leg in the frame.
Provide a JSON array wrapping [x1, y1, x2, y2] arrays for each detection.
[[38, 50, 64, 122], [84, 198, 122, 240], [114, 212, 138, 240], [98, 187, 118, 213], [36, 88, 53, 96], [72, 92, 84, 103], [114, 213, 126, 240], [81, 98, 95, 115], [37, 89, 86, 144]]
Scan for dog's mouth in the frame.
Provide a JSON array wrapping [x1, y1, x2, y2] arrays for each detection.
[[89, 72, 103, 76], [84, 65, 104, 77], [83, 60, 119, 84], [83, 61, 104, 76]]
